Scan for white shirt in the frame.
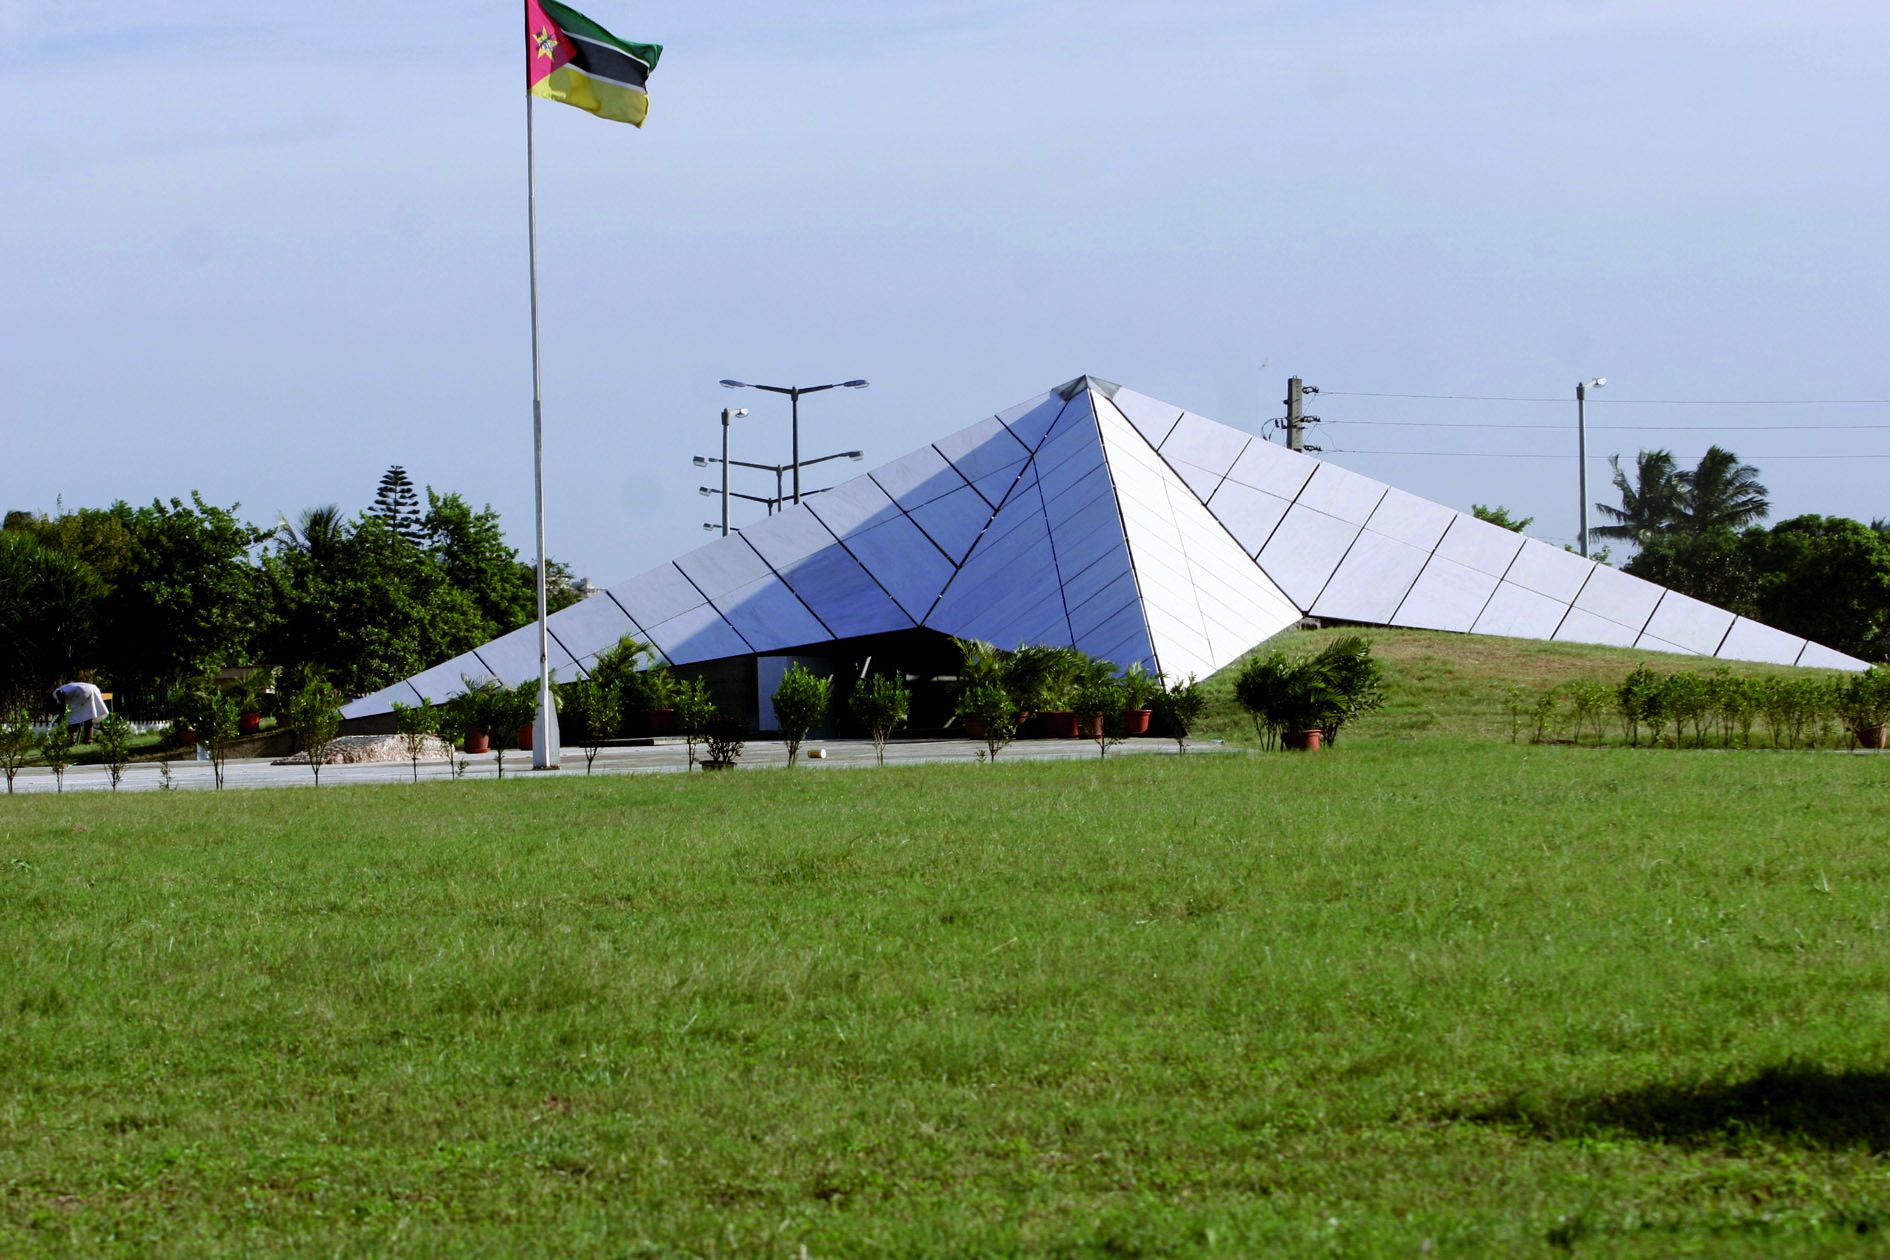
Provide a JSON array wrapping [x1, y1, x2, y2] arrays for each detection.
[[54, 682, 109, 724]]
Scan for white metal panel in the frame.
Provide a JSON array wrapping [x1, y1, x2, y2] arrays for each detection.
[[1472, 581, 1570, 641], [713, 575, 830, 654], [1311, 530, 1431, 624], [1107, 385, 1185, 448], [1158, 412, 1249, 501], [993, 389, 1066, 452], [1363, 488, 1455, 551], [1555, 607, 1643, 649], [643, 602, 751, 664], [908, 483, 995, 564], [546, 592, 642, 670], [1219, 435, 1318, 503], [933, 415, 1031, 486], [742, 506, 840, 571], [401, 653, 501, 705], [341, 680, 422, 719], [798, 473, 901, 537], [1431, 515, 1526, 579], [474, 620, 583, 686], [1256, 505, 1361, 610], [1205, 479, 1293, 557], [1503, 539, 1593, 604], [674, 535, 772, 600], [1634, 633, 1701, 658], [1293, 463, 1388, 526], [1797, 640, 1870, 671], [1389, 556, 1500, 634], [609, 564, 707, 629], [869, 445, 967, 511], [1570, 564, 1664, 633], [1715, 617, 1808, 667], [834, 512, 956, 622], [1638, 591, 1736, 656]]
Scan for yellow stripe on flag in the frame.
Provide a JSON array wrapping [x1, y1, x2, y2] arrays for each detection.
[[531, 65, 649, 127]]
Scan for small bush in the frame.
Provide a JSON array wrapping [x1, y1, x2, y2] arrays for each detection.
[[848, 672, 910, 767], [771, 665, 832, 767]]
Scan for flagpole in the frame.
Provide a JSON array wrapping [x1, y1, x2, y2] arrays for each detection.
[[526, 79, 560, 769]]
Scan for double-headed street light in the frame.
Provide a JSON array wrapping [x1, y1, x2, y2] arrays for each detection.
[[719, 378, 869, 504], [1576, 377, 1606, 557]]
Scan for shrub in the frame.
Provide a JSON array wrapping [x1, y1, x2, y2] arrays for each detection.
[[1661, 673, 1710, 748], [1527, 685, 1560, 745], [771, 665, 832, 767], [1839, 665, 1890, 737], [1311, 635, 1384, 745], [0, 708, 33, 794], [95, 713, 135, 790], [391, 700, 438, 783], [1617, 667, 1663, 747], [1151, 676, 1206, 755], [1004, 644, 1083, 713], [704, 717, 747, 766], [487, 681, 540, 779], [288, 677, 344, 786], [39, 725, 76, 793], [1234, 651, 1296, 750], [1075, 671, 1126, 760], [183, 682, 241, 788], [955, 681, 1017, 762], [675, 678, 717, 769], [1564, 679, 1612, 744], [1120, 662, 1161, 712], [556, 679, 618, 774], [848, 672, 910, 767]]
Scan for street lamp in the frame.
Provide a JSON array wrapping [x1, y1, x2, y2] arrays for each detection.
[[693, 408, 748, 536], [719, 378, 869, 504], [693, 449, 865, 528], [1576, 377, 1606, 557]]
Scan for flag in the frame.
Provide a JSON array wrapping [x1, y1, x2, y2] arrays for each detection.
[[527, 0, 662, 127]]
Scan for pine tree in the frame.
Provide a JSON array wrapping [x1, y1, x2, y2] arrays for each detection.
[[370, 466, 425, 545]]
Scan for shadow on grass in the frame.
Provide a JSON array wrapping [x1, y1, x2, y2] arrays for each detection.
[[1458, 1062, 1890, 1151]]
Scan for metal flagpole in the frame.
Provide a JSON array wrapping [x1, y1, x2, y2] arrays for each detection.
[[526, 82, 560, 769]]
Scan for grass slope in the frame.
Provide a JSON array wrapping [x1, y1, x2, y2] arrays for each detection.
[[1194, 627, 1848, 746], [4, 747, 1889, 1256]]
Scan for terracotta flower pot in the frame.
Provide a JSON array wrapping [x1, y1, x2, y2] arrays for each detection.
[[962, 716, 989, 739], [1283, 728, 1324, 751], [463, 729, 490, 754], [1121, 708, 1152, 736], [518, 722, 533, 751], [646, 708, 678, 735], [1077, 714, 1103, 741], [1041, 711, 1079, 739], [1857, 723, 1889, 750], [239, 711, 262, 736]]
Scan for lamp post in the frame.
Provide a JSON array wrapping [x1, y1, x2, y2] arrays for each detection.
[[1576, 377, 1606, 557], [719, 378, 869, 504], [693, 449, 864, 529], [699, 408, 746, 536]]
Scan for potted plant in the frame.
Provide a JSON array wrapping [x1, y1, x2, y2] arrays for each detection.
[[1233, 650, 1295, 750], [702, 717, 747, 770], [450, 676, 499, 754], [628, 666, 680, 734], [953, 638, 1006, 739], [1840, 665, 1890, 750], [1310, 635, 1384, 747], [1119, 662, 1159, 736], [510, 678, 545, 751], [1013, 645, 1082, 738], [237, 667, 277, 736]]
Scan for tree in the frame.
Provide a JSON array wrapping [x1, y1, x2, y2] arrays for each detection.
[[369, 466, 426, 545], [39, 726, 76, 793], [1622, 529, 1754, 615], [1593, 450, 1684, 546], [100, 495, 269, 702], [0, 530, 104, 708], [184, 683, 242, 789], [1679, 446, 1768, 533], [288, 677, 344, 786], [675, 677, 717, 769], [771, 665, 831, 766], [1473, 504, 1533, 533], [391, 700, 439, 783], [277, 504, 347, 555], [848, 672, 910, 767], [422, 490, 580, 638], [1743, 516, 1890, 662], [955, 682, 1016, 762]]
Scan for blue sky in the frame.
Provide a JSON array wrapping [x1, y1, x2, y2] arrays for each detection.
[[5, 1, 1887, 580]]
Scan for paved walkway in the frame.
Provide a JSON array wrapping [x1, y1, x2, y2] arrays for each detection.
[[4, 736, 1226, 795]]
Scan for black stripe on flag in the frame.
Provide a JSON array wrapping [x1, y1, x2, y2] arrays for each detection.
[[566, 34, 650, 90]]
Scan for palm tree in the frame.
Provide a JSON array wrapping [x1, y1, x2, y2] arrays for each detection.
[[1679, 446, 1768, 532], [276, 504, 347, 554], [1593, 450, 1684, 546]]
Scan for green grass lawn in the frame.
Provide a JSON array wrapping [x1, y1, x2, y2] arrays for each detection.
[[4, 741, 1889, 1256]]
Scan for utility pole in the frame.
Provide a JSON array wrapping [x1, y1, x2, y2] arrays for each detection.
[[1281, 378, 1320, 451]]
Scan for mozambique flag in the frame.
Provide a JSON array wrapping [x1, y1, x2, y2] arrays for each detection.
[[526, 0, 661, 127]]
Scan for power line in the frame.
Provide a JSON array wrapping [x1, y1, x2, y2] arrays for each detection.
[[1328, 418, 1890, 431], [1323, 449, 1890, 461], [1326, 390, 1890, 405]]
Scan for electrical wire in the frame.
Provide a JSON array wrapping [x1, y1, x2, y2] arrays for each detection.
[[1325, 390, 1890, 405], [1326, 418, 1890, 431], [1323, 449, 1890, 460]]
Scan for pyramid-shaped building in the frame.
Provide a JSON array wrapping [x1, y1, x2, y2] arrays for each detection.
[[343, 376, 1867, 721]]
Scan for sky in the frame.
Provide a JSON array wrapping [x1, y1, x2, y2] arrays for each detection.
[[5, 0, 1888, 582]]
